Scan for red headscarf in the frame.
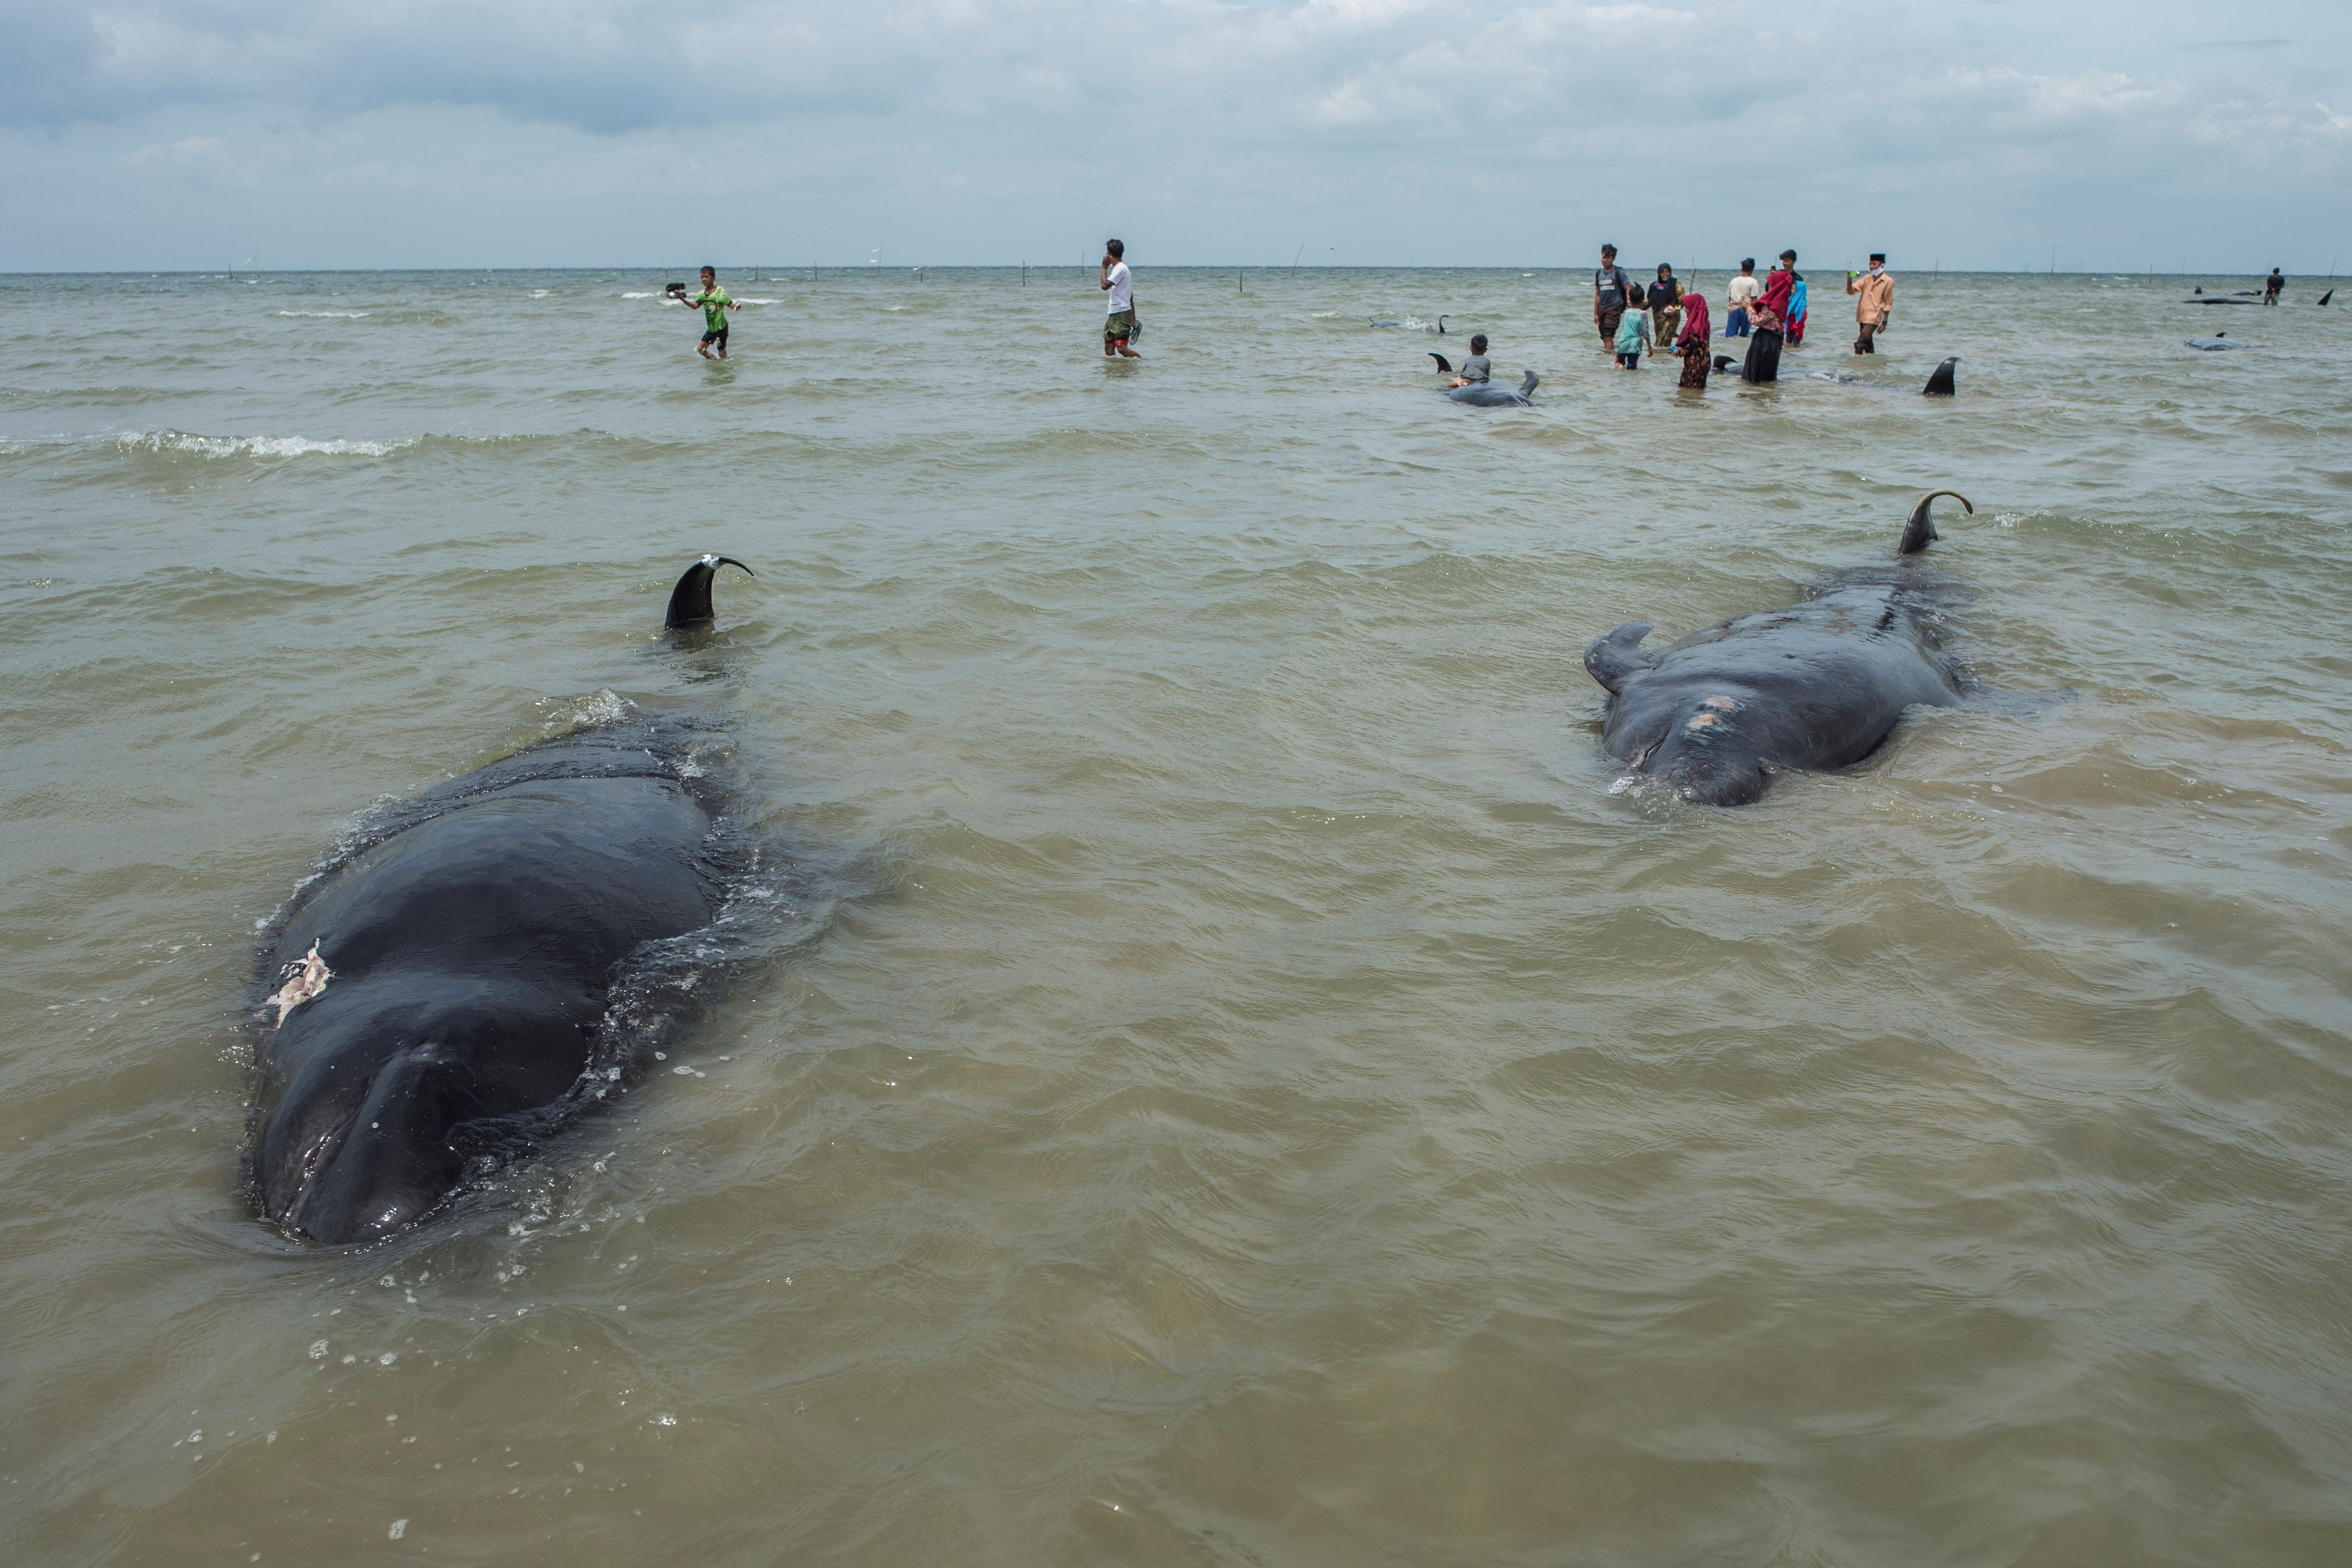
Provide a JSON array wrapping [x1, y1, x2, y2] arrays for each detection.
[[1675, 291, 1710, 348], [1759, 267, 1794, 317]]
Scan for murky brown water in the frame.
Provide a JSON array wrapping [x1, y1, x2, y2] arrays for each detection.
[[3, 268, 2349, 1565]]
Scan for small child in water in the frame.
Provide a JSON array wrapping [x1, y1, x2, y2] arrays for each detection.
[[1447, 334, 1493, 388], [1613, 300, 1646, 369]]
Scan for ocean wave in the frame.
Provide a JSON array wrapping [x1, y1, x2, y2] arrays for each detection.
[[116, 431, 414, 460], [273, 310, 370, 319]]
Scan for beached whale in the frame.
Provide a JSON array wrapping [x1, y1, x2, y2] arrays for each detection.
[[2186, 335, 2248, 351], [1583, 491, 1986, 806], [1449, 369, 1538, 407], [248, 559, 764, 1244]]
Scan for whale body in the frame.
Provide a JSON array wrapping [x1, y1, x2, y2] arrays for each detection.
[[1449, 369, 1539, 407], [1583, 492, 1979, 806], [248, 561, 760, 1244]]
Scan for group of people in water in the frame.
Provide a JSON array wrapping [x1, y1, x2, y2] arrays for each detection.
[[1587, 244, 1894, 390]]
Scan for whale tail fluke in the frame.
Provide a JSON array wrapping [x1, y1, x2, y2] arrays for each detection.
[[1518, 369, 1539, 398], [1922, 356, 1958, 396], [1430, 352, 1453, 373], [665, 554, 756, 630], [1899, 490, 1973, 555], [1585, 622, 1656, 693]]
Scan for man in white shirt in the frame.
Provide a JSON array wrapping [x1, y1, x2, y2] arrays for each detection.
[[1724, 258, 1761, 338], [1099, 239, 1140, 358]]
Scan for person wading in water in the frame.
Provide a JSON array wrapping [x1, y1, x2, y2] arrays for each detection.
[[1846, 254, 1892, 354]]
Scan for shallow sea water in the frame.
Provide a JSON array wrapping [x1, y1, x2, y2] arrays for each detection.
[[1, 267, 2348, 1565]]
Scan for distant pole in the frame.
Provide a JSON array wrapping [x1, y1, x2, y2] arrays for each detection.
[[1292, 242, 1306, 275], [1237, 268, 1244, 294], [1021, 260, 1026, 287]]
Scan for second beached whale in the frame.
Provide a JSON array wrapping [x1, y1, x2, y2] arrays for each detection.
[[1449, 369, 1538, 407], [1583, 491, 1993, 806]]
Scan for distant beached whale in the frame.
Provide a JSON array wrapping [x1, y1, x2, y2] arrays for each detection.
[[1448, 369, 1538, 407], [248, 558, 769, 1244], [2186, 335, 2248, 351], [1583, 491, 2008, 807]]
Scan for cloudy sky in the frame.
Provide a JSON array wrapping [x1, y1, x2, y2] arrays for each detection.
[[3, 0, 2347, 272]]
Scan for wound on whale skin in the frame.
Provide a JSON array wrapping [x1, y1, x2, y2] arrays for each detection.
[[665, 553, 756, 630]]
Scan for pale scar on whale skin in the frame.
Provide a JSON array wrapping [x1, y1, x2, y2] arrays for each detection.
[[267, 940, 332, 1027]]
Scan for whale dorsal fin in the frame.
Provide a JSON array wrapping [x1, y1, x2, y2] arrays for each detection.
[[1584, 622, 1655, 693], [1430, 352, 1452, 373], [664, 553, 756, 630]]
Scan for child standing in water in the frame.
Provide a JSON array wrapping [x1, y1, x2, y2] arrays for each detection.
[[1613, 289, 1647, 368], [1447, 334, 1494, 387], [675, 266, 739, 359]]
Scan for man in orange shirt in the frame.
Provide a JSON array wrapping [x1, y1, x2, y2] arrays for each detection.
[[1846, 254, 1893, 355]]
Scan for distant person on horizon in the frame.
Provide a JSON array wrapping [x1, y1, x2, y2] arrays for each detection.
[[2264, 267, 2284, 305], [1593, 244, 1632, 351], [1447, 334, 1493, 387], [1649, 264, 1684, 350], [1100, 240, 1141, 358], [1725, 259, 1759, 338], [1846, 254, 1892, 353], [675, 266, 739, 359]]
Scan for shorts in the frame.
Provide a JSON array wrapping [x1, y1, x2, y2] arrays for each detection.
[[1104, 309, 1137, 343], [1596, 304, 1624, 345], [701, 328, 729, 347]]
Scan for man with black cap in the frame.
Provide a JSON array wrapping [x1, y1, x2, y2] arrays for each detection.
[[1846, 254, 1892, 354]]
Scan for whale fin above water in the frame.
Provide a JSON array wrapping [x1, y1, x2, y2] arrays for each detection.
[[1898, 489, 1973, 555], [1430, 352, 1453, 373], [664, 554, 756, 630], [1714, 354, 1738, 373], [2320, 289, 2335, 307], [1922, 356, 1958, 396], [1518, 369, 1539, 397], [1584, 622, 1656, 694]]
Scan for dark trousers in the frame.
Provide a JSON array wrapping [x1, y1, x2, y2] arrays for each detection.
[[1596, 304, 1624, 347], [1855, 320, 1881, 354], [1742, 328, 1783, 383]]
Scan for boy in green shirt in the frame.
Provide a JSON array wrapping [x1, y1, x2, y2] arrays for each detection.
[[673, 266, 739, 359]]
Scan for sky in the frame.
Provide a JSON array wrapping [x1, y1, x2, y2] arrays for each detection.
[[2, 0, 2348, 272]]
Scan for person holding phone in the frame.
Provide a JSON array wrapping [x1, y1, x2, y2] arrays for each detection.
[[1846, 254, 1893, 354], [1100, 240, 1141, 358]]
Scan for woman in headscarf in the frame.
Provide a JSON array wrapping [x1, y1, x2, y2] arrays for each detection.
[[1674, 288, 1712, 389], [1743, 257, 1793, 383], [1649, 264, 1683, 350], [1785, 265, 1810, 347]]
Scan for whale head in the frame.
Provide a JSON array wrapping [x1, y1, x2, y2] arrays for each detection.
[[257, 976, 591, 1244], [1614, 692, 1770, 806]]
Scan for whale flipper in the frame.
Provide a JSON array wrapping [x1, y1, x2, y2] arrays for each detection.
[[1922, 356, 1958, 396], [1430, 352, 1453, 373], [1584, 623, 1656, 694], [664, 553, 756, 630], [1517, 369, 1539, 399], [1898, 490, 1972, 555]]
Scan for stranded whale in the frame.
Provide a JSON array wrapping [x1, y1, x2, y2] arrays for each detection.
[[1584, 491, 1992, 806], [1449, 369, 1539, 407], [248, 558, 766, 1243]]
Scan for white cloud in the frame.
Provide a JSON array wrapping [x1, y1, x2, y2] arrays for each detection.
[[1, 0, 2347, 268]]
